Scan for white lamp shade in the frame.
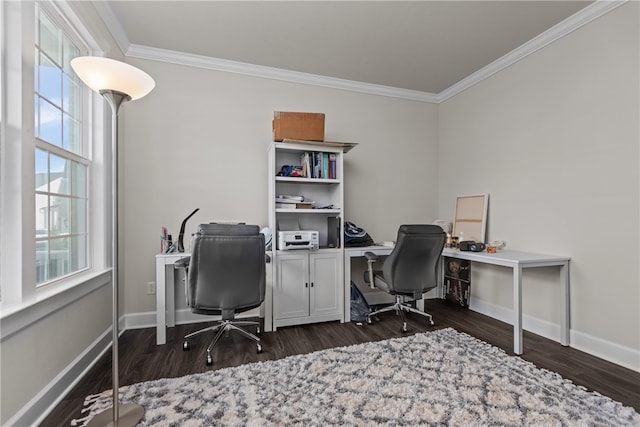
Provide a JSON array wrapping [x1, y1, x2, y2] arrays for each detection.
[[71, 56, 155, 100]]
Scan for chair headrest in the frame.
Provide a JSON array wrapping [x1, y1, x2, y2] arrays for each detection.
[[398, 224, 446, 236], [197, 223, 260, 236]]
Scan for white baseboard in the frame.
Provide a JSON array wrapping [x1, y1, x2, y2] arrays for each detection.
[[6, 327, 112, 427], [125, 308, 262, 330], [570, 330, 640, 372], [470, 298, 640, 372]]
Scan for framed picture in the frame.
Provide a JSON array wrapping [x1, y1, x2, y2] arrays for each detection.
[[444, 257, 470, 281], [444, 256, 471, 307], [444, 278, 470, 307], [453, 194, 489, 243]]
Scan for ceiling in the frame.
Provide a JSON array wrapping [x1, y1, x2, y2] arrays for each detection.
[[102, 1, 594, 95]]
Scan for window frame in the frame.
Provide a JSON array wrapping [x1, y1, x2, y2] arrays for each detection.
[[0, 0, 111, 337], [34, 2, 92, 285]]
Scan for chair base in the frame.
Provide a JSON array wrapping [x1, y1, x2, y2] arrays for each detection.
[[183, 320, 262, 365], [367, 296, 434, 332]]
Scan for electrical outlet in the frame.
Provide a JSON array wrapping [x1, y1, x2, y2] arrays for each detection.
[[147, 281, 156, 295]]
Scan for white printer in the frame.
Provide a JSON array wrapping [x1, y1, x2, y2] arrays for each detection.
[[277, 230, 319, 250]]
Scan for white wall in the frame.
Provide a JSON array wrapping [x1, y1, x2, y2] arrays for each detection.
[[1, 285, 112, 422], [438, 3, 639, 368], [120, 59, 439, 316]]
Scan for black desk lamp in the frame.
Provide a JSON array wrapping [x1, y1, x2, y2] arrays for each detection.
[[178, 208, 200, 252]]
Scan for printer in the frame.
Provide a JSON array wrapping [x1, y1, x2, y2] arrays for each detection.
[[278, 230, 319, 250]]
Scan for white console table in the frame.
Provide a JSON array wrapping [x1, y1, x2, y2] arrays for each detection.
[[442, 248, 570, 355]]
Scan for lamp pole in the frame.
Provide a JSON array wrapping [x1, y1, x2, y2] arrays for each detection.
[[71, 57, 155, 427], [90, 90, 144, 426]]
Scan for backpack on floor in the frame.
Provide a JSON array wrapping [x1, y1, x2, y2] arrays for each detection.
[[350, 281, 371, 322]]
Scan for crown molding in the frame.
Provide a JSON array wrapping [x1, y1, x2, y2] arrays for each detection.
[[96, 0, 625, 104], [437, 0, 627, 103], [126, 44, 440, 103]]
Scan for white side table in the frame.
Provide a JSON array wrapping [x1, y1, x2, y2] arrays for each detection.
[[155, 252, 189, 345]]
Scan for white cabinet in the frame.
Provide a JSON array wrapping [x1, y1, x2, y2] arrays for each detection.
[[274, 251, 342, 328], [267, 141, 351, 331]]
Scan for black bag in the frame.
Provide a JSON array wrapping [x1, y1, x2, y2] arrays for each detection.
[[344, 221, 374, 247], [350, 281, 371, 322]]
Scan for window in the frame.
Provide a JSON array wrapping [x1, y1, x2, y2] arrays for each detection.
[[34, 4, 89, 285], [1, 0, 109, 334]]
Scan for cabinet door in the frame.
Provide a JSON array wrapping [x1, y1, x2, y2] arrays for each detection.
[[275, 254, 309, 319], [309, 253, 340, 317]]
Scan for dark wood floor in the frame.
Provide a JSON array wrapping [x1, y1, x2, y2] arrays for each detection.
[[42, 300, 640, 426]]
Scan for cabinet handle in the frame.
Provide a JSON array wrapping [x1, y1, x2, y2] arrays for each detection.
[[311, 282, 314, 287], [305, 282, 308, 288]]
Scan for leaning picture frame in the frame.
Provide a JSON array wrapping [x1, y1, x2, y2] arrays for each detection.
[[452, 194, 489, 243]]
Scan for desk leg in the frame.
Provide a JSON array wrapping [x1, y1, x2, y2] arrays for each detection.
[[560, 261, 570, 346], [166, 265, 176, 328], [155, 260, 167, 345], [513, 266, 523, 355], [344, 253, 352, 323]]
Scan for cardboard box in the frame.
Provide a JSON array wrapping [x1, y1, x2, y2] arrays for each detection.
[[273, 112, 325, 142]]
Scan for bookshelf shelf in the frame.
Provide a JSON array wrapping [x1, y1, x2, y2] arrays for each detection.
[[275, 177, 340, 184], [275, 208, 341, 214]]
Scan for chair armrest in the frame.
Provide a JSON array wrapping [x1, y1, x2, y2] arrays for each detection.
[[363, 252, 378, 289], [174, 256, 190, 269], [364, 251, 379, 262]]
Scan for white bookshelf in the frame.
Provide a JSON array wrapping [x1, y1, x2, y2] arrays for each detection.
[[267, 141, 349, 331]]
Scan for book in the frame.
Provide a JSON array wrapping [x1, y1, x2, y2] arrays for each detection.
[[329, 153, 337, 179], [276, 203, 297, 209], [300, 152, 310, 178], [322, 153, 329, 179], [277, 195, 304, 202], [313, 152, 320, 178]]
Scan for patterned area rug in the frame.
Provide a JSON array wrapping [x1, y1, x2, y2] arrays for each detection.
[[72, 328, 640, 426]]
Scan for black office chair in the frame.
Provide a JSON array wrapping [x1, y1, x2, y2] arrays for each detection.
[[175, 223, 266, 365], [364, 224, 446, 332]]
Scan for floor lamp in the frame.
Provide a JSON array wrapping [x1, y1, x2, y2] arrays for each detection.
[[71, 57, 155, 427]]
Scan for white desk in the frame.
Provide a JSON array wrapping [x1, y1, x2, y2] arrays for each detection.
[[159, 247, 570, 354], [344, 246, 570, 355], [343, 246, 394, 322], [442, 248, 570, 355], [155, 252, 190, 345]]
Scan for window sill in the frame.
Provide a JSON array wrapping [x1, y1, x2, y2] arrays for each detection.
[[0, 269, 111, 340]]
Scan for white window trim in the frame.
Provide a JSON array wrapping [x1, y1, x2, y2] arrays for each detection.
[[0, 0, 111, 337]]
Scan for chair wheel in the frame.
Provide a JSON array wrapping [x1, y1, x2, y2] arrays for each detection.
[[206, 354, 213, 366], [367, 317, 372, 325], [183, 340, 189, 351], [256, 326, 261, 334], [257, 343, 262, 353], [402, 322, 408, 333], [429, 319, 435, 326]]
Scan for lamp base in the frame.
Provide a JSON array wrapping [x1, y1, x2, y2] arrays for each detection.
[[86, 404, 144, 427]]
